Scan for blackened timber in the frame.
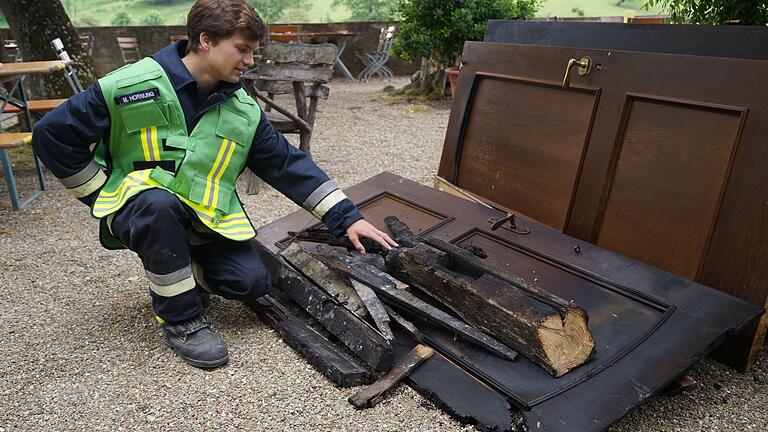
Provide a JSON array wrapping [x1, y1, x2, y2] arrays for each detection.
[[422, 236, 571, 314], [249, 296, 371, 387], [253, 240, 393, 372], [348, 344, 435, 409], [312, 249, 518, 362], [312, 245, 407, 290], [386, 242, 595, 377], [287, 228, 388, 253], [280, 243, 369, 319], [384, 215, 418, 247], [350, 279, 394, 341]]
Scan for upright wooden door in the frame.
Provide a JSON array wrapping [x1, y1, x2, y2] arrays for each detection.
[[438, 42, 768, 369]]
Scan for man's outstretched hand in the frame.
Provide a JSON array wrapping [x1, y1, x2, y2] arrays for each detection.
[[346, 219, 398, 254]]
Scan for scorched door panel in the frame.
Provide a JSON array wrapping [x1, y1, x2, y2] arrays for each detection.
[[255, 172, 763, 432]]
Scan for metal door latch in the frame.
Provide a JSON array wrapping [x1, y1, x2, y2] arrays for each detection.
[[562, 56, 592, 89], [488, 213, 530, 235]]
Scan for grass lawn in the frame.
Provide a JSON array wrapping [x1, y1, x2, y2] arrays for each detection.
[[0, 0, 663, 27], [538, 0, 662, 18]]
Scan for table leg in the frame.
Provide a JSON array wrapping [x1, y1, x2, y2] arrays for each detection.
[[18, 78, 45, 192], [1, 148, 20, 210], [334, 39, 355, 81]]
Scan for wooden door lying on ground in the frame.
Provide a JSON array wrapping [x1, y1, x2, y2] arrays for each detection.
[[255, 172, 762, 432], [438, 41, 768, 370]]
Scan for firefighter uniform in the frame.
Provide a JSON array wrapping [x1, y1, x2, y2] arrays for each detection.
[[32, 40, 363, 322]]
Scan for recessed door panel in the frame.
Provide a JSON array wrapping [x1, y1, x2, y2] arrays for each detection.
[[456, 75, 599, 230], [595, 96, 744, 279]]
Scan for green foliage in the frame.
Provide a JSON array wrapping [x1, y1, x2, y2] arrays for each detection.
[[249, 0, 306, 22], [333, 0, 395, 21], [141, 11, 166, 25], [74, 14, 100, 27], [643, 0, 768, 25], [392, 0, 540, 68], [111, 11, 133, 26]]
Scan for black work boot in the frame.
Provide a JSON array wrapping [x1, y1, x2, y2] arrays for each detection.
[[161, 314, 229, 369]]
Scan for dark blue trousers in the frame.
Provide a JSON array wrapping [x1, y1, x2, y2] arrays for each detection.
[[110, 189, 272, 322]]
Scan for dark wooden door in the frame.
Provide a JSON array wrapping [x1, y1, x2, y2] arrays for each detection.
[[484, 21, 768, 60], [255, 172, 762, 432], [438, 42, 768, 368]]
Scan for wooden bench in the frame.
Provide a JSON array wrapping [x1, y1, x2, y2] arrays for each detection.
[[0, 132, 45, 210], [0, 132, 32, 149], [2, 99, 67, 114]]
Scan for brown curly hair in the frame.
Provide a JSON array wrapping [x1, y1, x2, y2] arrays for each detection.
[[186, 0, 266, 53]]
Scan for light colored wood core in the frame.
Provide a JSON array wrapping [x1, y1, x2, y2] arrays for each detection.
[[539, 309, 595, 377]]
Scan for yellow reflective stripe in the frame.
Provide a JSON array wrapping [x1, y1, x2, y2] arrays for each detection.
[[203, 138, 228, 206], [204, 138, 234, 208], [140, 127, 151, 160], [311, 189, 347, 218], [98, 172, 150, 198], [96, 173, 150, 205], [211, 142, 236, 210], [69, 169, 107, 198], [150, 126, 161, 160]]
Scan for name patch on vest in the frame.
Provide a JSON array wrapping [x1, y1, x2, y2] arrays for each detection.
[[115, 88, 160, 105]]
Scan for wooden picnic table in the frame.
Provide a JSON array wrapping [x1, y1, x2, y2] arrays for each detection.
[[268, 31, 357, 80], [0, 60, 72, 82]]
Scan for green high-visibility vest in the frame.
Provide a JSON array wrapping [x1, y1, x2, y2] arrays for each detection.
[[94, 58, 260, 248]]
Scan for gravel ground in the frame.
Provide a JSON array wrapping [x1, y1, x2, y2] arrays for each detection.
[[0, 78, 765, 431]]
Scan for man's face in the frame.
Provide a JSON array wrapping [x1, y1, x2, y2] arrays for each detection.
[[204, 31, 257, 83]]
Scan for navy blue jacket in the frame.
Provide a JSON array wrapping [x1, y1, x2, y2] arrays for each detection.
[[32, 41, 362, 236]]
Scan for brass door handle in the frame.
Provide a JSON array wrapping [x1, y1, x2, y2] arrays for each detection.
[[562, 56, 592, 88]]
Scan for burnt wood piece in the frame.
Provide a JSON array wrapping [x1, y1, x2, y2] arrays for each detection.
[[312, 248, 518, 362], [385, 215, 487, 258], [384, 215, 418, 247], [349, 279, 394, 341], [250, 295, 370, 387], [348, 344, 435, 409], [253, 240, 393, 372], [386, 234, 595, 376], [287, 228, 387, 254], [312, 245, 406, 290], [280, 243, 369, 319]]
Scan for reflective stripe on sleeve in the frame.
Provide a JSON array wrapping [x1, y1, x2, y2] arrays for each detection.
[[302, 180, 338, 211], [311, 189, 347, 219], [69, 169, 107, 198], [146, 265, 196, 297], [60, 160, 101, 188]]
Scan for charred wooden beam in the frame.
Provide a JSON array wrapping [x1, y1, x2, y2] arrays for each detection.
[[312, 245, 407, 290], [253, 241, 393, 372], [250, 295, 371, 387], [280, 243, 369, 319], [348, 344, 435, 409], [311, 248, 518, 362], [384, 215, 418, 247], [350, 279, 394, 341], [287, 228, 388, 254], [386, 238, 595, 377]]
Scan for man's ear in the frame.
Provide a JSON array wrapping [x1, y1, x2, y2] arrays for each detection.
[[199, 32, 213, 50]]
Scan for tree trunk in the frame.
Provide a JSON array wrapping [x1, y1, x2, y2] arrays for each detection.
[[392, 56, 448, 100], [0, 0, 100, 99]]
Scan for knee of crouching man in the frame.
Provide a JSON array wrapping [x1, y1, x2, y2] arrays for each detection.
[[243, 266, 273, 300]]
